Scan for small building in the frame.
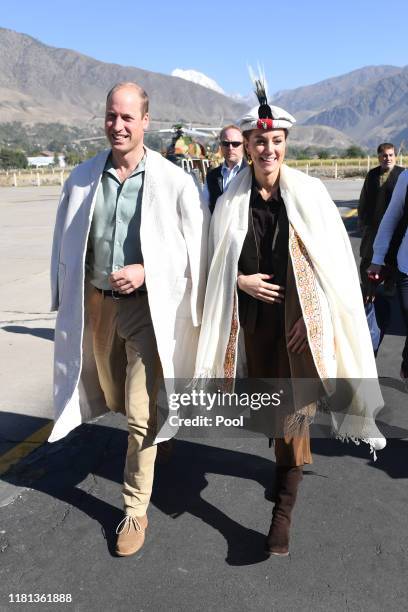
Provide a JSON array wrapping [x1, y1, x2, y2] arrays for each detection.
[[27, 154, 66, 168]]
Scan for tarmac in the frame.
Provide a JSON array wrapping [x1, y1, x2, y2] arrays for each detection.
[[0, 179, 407, 612]]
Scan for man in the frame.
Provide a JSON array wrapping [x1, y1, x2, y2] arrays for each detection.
[[358, 143, 404, 298], [358, 143, 404, 351], [50, 82, 209, 556], [368, 168, 408, 379], [203, 124, 247, 213]]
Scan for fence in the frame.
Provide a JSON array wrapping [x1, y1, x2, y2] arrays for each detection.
[[1, 155, 407, 186], [286, 155, 408, 179], [0, 166, 70, 187]]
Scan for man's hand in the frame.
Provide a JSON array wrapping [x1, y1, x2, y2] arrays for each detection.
[[365, 263, 386, 303], [237, 273, 284, 304], [109, 264, 145, 294], [366, 263, 383, 282], [287, 316, 308, 354]]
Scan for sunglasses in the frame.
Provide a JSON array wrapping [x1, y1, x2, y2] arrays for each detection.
[[221, 141, 243, 148]]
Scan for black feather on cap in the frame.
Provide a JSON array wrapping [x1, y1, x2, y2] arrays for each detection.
[[253, 79, 273, 120], [248, 64, 273, 119]]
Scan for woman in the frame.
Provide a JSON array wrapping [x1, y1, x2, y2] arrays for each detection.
[[195, 78, 386, 556]]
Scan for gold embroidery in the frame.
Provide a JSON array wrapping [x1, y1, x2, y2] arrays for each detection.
[[289, 227, 328, 380], [223, 294, 239, 380]]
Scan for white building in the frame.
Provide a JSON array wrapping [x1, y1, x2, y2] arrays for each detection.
[[27, 155, 66, 168]]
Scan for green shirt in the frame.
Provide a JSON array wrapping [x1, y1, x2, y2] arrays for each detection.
[[87, 153, 145, 290]]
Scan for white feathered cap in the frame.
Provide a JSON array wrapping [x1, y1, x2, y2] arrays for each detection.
[[239, 104, 296, 132], [240, 65, 296, 132]]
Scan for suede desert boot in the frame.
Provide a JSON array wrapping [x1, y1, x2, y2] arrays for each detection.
[[115, 514, 148, 557], [265, 466, 303, 556]]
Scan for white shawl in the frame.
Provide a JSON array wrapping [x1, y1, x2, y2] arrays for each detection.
[[195, 164, 385, 447]]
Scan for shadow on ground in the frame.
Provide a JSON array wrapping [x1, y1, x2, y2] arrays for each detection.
[[1, 412, 407, 565], [1, 414, 275, 565], [2, 325, 54, 341]]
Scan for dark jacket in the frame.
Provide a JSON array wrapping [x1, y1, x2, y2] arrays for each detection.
[[358, 165, 404, 263], [206, 159, 247, 213]]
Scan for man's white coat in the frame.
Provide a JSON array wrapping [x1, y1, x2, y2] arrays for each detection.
[[50, 148, 209, 442]]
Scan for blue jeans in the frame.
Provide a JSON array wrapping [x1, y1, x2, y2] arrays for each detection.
[[365, 301, 381, 352], [365, 271, 408, 375], [397, 270, 408, 376]]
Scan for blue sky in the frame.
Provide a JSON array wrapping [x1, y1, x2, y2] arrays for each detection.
[[2, 0, 408, 95]]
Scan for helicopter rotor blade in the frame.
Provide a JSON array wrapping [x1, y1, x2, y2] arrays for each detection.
[[145, 128, 218, 138], [145, 128, 176, 134], [183, 129, 216, 138]]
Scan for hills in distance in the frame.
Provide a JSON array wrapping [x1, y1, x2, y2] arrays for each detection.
[[0, 27, 247, 129], [1, 27, 407, 151], [272, 65, 408, 148]]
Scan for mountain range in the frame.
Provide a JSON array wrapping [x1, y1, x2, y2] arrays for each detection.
[[0, 28, 247, 128], [1, 27, 408, 150], [272, 65, 408, 147]]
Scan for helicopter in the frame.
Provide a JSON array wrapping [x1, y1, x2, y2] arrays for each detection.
[[72, 122, 224, 182], [146, 122, 222, 182]]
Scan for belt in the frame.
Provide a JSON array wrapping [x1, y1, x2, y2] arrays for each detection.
[[94, 287, 138, 299]]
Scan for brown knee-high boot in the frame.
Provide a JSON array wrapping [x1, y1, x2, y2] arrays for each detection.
[[265, 466, 303, 556]]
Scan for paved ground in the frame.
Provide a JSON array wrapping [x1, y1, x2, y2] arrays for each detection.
[[0, 181, 407, 612], [0, 187, 57, 423]]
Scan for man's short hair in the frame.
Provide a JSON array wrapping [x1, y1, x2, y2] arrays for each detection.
[[106, 82, 149, 116], [377, 142, 395, 155], [220, 124, 242, 142]]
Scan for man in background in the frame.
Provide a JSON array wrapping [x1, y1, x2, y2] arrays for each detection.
[[203, 124, 247, 213], [358, 143, 404, 351], [358, 142, 404, 298], [368, 168, 408, 380]]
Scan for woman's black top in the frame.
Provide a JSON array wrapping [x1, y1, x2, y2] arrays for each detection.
[[238, 176, 289, 332]]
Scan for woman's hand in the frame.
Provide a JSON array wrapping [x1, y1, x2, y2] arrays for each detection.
[[237, 273, 285, 304], [287, 316, 308, 354]]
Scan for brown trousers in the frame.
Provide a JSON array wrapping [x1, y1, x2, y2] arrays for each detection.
[[244, 303, 312, 467], [87, 287, 161, 517]]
